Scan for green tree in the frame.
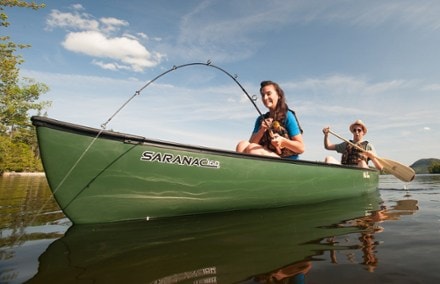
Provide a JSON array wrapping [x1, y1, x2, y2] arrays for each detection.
[[0, 1, 49, 173], [429, 162, 440, 174]]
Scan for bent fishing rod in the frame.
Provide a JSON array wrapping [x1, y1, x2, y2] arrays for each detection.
[[100, 60, 266, 130]]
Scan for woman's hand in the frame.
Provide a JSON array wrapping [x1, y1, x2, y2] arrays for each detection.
[[270, 133, 284, 154], [261, 118, 273, 131]]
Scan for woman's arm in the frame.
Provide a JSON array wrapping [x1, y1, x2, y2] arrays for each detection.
[[249, 117, 272, 144]]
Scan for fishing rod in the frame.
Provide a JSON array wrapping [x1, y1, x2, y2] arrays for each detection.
[[100, 60, 266, 130]]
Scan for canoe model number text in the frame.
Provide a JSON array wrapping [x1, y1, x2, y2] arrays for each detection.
[[140, 151, 220, 169]]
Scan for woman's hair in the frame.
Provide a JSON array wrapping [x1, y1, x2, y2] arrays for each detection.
[[259, 80, 289, 121]]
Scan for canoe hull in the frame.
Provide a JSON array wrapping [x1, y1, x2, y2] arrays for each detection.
[[32, 116, 379, 224]]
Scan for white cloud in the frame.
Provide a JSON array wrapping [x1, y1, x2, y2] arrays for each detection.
[[99, 17, 129, 33], [422, 83, 440, 91], [99, 17, 128, 28], [136, 32, 148, 40], [283, 75, 407, 98], [46, 9, 99, 31], [46, 7, 164, 72], [71, 4, 84, 11], [62, 31, 161, 71], [92, 60, 130, 71]]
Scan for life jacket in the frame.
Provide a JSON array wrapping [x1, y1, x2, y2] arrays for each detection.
[[258, 109, 303, 158], [341, 140, 369, 165]]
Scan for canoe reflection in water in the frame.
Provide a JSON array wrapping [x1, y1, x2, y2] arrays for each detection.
[[28, 192, 418, 284], [242, 198, 419, 283], [323, 198, 419, 274]]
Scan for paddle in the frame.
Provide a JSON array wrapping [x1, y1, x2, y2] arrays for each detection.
[[328, 130, 415, 182]]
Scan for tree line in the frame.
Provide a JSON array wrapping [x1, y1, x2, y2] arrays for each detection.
[[0, 1, 49, 174]]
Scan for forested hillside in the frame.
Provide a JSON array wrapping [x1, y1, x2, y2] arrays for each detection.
[[410, 158, 440, 174]]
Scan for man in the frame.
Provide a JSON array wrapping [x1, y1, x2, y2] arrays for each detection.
[[322, 119, 383, 170]]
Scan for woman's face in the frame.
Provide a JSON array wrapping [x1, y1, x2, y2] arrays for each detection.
[[260, 84, 279, 111]]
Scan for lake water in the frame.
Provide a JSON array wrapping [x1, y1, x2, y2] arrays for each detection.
[[0, 174, 439, 283]]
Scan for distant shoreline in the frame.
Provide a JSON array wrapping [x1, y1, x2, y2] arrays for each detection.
[[1, 172, 45, 177]]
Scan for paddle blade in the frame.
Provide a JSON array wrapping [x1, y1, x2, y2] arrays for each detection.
[[377, 157, 415, 182]]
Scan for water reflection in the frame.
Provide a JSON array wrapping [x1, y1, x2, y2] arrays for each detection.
[[321, 198, 419, 274], [0, 175, 66, 247], [241, 197, 419, 283], [26, 192, 383, 284], [1, 175, 69, 284]]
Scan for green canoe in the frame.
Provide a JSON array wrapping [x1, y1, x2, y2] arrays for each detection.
[[32, 116, 379, 224]]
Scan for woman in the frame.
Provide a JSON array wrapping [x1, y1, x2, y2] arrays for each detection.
[[236, 80, 304, 159]]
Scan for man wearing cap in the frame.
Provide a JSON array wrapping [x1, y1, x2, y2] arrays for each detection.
[[322, 120, 383, 170]]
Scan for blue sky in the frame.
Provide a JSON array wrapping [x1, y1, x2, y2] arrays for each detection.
[[5, 0, 439, 166]]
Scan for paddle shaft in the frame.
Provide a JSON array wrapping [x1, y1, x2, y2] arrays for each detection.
[[328, 130, 367, 152]]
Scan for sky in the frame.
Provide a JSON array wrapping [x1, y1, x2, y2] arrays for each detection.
[[5, 0, 439, 166]]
